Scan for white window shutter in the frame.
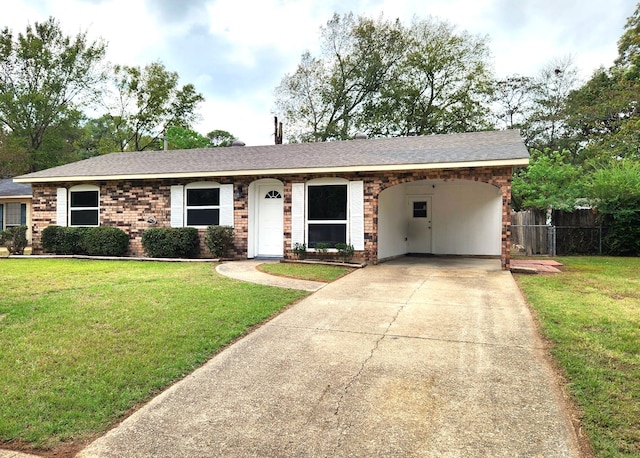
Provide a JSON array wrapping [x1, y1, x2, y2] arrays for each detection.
[[170, 185, 184, 227], [349, 181, 365, 251], [56, 188, 68, 227], [219, 184, 234, 227], [291, 183, 305, 247]]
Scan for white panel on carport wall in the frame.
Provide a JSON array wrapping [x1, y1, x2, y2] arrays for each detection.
[[378, 184, 408, 260], [432, 182, 501, 255]]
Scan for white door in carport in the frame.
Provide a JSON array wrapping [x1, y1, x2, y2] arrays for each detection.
[[257, 185, 284, 256], [407, 196, 432, 253]]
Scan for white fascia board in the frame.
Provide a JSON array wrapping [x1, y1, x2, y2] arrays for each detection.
[[13, 158, 530, 183], [0, 195, 32, 199]]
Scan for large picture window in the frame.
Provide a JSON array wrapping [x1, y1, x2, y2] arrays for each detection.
[[69, 186, 99, 226], [186, 186, 220, 226], [307, 184, 347, 248]]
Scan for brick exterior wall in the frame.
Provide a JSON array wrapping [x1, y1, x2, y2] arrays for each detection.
[[30, 166, 513, 269]]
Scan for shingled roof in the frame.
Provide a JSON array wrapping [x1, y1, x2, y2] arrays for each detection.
[[0, 178, 32, 197], [15, 130, 528, 183]]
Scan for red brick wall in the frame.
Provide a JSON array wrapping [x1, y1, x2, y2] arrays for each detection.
[[30, 166, 513, 269]]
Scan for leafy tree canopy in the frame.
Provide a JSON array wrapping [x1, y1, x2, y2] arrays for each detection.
[[166, 126, 210, 149], [274, 13, 494, 142], [102, 61, 205, 152], [589, 159, 640, 212], [565, 4, 640, 164], [162, 127, 236, 150], [207, 129, 235, 147], [0, 17, 107, 172], [512, 149, 585, 211]]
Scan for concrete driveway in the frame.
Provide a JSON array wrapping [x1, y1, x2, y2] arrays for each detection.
[[78, 257, 581, 457]]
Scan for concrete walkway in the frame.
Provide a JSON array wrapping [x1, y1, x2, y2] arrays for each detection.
[[215, 260, 327, 291], [75, 257, 581, 457]]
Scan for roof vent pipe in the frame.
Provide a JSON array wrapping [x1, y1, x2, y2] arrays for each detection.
[[231, 139, 246, 147], [354, 132, 368, 140]]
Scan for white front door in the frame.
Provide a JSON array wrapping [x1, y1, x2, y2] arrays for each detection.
[[257, 184, 284, 257], [407, 196, 432, 253]]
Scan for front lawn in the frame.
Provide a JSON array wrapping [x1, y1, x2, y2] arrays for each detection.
[[515, 257, 640, 457], [0, 259, 308, 450], [257, 262, 352, 282]]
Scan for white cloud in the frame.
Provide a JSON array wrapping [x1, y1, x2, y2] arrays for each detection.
[[195, 96, 276, 146], [204, 0, 332, 67]]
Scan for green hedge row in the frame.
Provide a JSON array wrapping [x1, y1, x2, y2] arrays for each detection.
[[141, 226, 235, 258], [40, 225, 235, 259], [41, 226, 129, 256], [141, 227, 200, 258]]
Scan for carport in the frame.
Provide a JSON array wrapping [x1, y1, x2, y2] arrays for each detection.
[[378, 178, 503, 260]]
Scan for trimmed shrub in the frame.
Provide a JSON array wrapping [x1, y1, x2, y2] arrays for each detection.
[[41, 226, 129, 256], [41, 226, 73, 254], [0, 226, 28, 255], [81, 227, 130, 256], [141, 227, 200, 258], [292, 242, 307, 260], [314, 242, 330, 260], [335, 243, 355, 262], [204, 225, 234, 258]]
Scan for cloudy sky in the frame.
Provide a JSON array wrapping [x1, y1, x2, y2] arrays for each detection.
[[5, 0, 636, 145]]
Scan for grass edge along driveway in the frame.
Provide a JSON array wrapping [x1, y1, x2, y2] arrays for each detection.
[[0, 259, 311, 451], [515, 256, 640, 458]]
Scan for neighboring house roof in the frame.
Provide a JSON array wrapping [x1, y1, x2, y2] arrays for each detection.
[[15, 130, 529, 183], [0, 178, 32, 198]]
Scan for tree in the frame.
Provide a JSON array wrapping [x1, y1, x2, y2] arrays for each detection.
[[275, 13, 406, 141], [73, 115, 125, 158], [491, 75, 536, 130], [616, 3, 640, 74], [207, 129, 235, 147], [0, 128, 29, 177], [275, 14, 494, 142], [589, 159, 640, 255], [0, 17, 107, 172], [511, 149, 585, 211], [365, 18, 493, 136], [564, 4, 640, 164], [103, 62, 204, 151], [164, 127, 236, 149], [524, 57, 581, 153]]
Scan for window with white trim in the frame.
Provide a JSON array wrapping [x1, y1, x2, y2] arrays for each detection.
[[185, 183, 220, 226], [69, 185, 99, 226], [307, 184, 348, 248]]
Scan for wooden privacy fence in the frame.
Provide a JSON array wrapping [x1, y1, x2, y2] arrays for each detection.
[[511, 209, 603, 256]]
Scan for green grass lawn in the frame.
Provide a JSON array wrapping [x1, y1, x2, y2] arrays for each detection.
[[515, 257, 640, 457], [0, 259, 308, 450], [257, 262, 352, 282]]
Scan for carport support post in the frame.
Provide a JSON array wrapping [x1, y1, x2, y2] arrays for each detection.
[[501, 181, 512, 270]]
